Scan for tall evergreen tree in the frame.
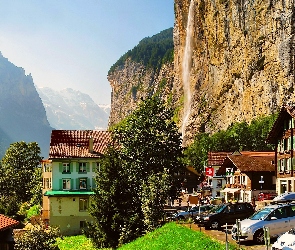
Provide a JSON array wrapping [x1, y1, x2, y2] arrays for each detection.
[[87, 96, 184, 248]]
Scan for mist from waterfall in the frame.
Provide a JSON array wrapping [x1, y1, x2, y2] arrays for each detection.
[[181, 0, 195, 140]]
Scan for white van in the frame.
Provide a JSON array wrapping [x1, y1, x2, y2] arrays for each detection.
[[231, 203, 295, 244]]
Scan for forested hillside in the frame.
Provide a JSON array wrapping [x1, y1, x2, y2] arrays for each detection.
[[108, 27, 173, 74]]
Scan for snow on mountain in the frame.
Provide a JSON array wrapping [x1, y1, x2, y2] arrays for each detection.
[[36, 87, 110, 130]]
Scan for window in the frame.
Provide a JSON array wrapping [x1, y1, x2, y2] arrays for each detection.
[[280, 159, 285, 172], [43, 178, 52, 189], [79, 162, 87, 172], [63, 163, 70, 173], [80, 220, 87, 229], [63, 179, 71, 190], [216, 179, 222, 188], [43, 163, 52, 172], [79, 178, 87, 190], [79, 198, 88, 211], [286, 158, 291, 171]]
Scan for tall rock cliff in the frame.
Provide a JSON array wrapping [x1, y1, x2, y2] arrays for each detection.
[[0, 53, 52, 157], [108, 28, 175, 126], [174, 0, 295, 145], [109, 0, 295, 147]]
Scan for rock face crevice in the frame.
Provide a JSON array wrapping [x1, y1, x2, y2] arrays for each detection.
[[109, 0, 295, 146]]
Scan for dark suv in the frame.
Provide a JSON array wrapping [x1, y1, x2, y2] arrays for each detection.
[[194, 202, 255, 230]]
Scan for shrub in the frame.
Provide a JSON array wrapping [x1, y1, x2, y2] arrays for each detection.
[[14, 223, 60, 250]]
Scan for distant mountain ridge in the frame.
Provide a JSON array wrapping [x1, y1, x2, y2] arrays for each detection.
[[0, 52, 52, 158], [36, 87, 110, 130]]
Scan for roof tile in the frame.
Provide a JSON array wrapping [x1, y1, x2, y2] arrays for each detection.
[[0, 214, 19, 231], [49, 130, 111, 159]]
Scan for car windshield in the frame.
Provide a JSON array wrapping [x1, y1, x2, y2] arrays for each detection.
[[190, 206, 208, 212], [249, 207, 273, 220], [209, 204, 225, 213]]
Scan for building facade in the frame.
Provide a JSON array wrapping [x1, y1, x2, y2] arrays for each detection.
[[42, 130, 110, 235], [267, 105, 295, 195]]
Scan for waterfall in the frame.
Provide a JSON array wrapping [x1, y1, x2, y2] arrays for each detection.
[[181, 0, 195, 140]]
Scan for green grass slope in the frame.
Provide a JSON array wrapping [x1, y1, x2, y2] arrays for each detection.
[[118, 222, 237, 250]]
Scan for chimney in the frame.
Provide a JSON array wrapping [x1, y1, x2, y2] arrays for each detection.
[[89, 136, 93, 153]]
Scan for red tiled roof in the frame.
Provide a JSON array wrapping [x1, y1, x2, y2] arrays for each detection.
[[49, 130, 111, 159], [207, 152, 231, 166], [0, 214, 19, 231], [216, 151, 275, 175]]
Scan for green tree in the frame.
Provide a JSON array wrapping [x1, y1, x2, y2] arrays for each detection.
[[87, 96, 184, 248], [184, 114, 277, 171], [0, 141, 42, 215]]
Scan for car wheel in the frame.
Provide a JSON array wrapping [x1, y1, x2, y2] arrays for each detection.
[[254, 229, 264, 244], [178, 215, 185, 220], [210, 220, 220, 230]]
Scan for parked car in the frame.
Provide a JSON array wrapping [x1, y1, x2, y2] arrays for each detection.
[[231, 202, 295, 244], [173, 205, 213, 220], [272, 227, 295, 250], [273, 192, 295, 202], [194, 202, 254, 229]]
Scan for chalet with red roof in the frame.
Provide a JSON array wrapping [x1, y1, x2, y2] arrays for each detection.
[[0, 214, 19, 250], [217, 151, 275, 202], [42, 130, 110, 235]]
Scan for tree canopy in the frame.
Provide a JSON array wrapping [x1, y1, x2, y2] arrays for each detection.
[[0, 141, 42, 215], [108, 28, 174, 74], [183, 114, 277, 172], [87, 96, 184, 249]]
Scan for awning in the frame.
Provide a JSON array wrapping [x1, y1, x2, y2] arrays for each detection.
[[44, 190, 94, 196], [220, 188, 240, 193]]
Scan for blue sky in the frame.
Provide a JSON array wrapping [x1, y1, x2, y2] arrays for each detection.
[[0, 0, 174, 104]]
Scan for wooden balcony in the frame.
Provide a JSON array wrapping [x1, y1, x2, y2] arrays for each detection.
[[41, 210, 50, 220]]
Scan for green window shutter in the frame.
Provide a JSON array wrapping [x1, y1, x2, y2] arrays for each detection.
[[70, 163, 73, 173], [59, 163, 63, 172], [76, 163, 79, 172], [87, 178, 90, 190], [71, 179, 73, 190], [76, 178, 80, 189], [59, 179, 63, 190], [86, 163, 90, 172], [92, 162, 96, 172], [92, 178, 96, 189]]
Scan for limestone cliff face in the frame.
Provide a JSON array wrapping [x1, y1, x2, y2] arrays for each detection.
[[174, 0, 295, 145], [109, 0, 295, 147], [108, 59, 174, 126]]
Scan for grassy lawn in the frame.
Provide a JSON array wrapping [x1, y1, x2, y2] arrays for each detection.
[[56, 235, 98, 250], [57, 223, 238, 250]]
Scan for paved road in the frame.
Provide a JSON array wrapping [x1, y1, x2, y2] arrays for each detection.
[[185, 223, 274, 250]]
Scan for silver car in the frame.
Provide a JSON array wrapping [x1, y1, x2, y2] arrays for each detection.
[[232, 203, 295, 244], [174, 205, 213, 220]]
